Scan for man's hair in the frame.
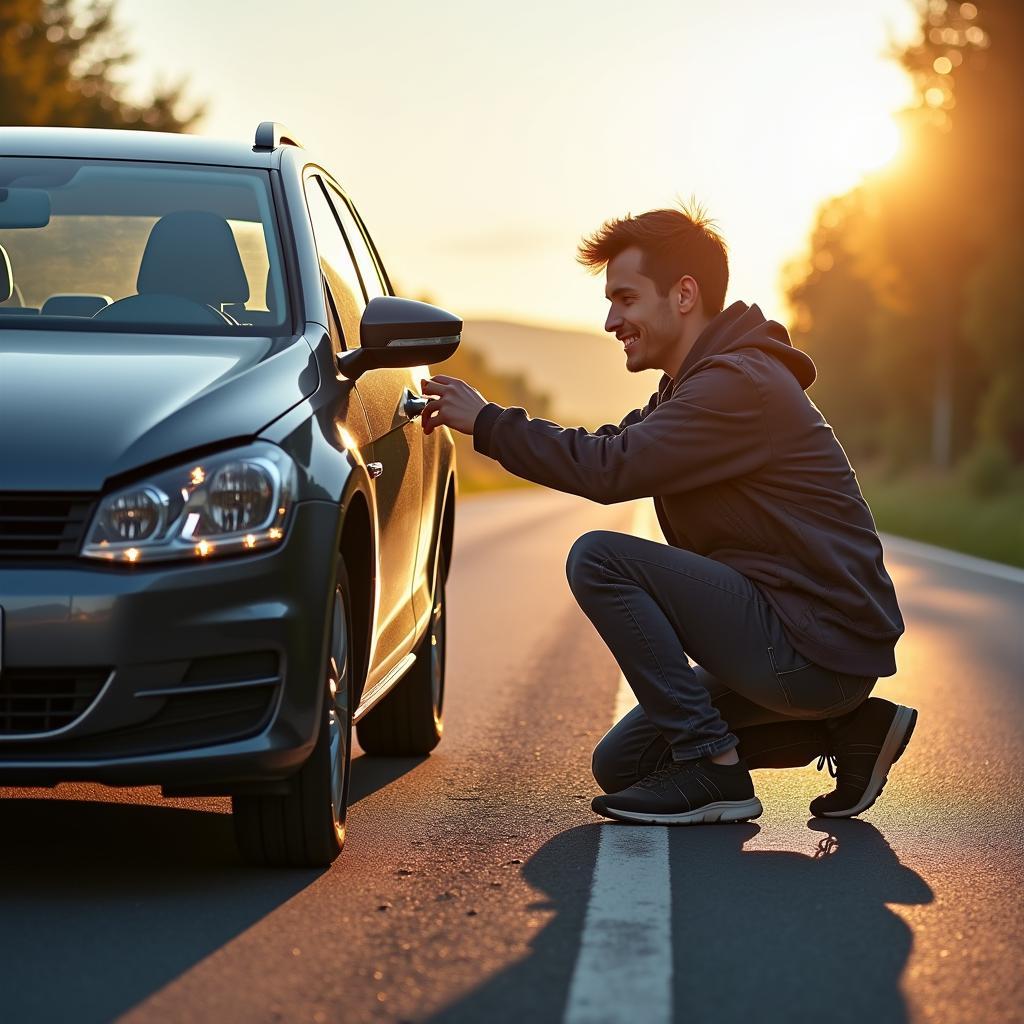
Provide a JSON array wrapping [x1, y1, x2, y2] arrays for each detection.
[[577, 201, 729, 316]]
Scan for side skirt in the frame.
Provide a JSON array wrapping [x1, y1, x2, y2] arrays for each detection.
[[352, 653, 417, 724]]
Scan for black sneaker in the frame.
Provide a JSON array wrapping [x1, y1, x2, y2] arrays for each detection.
[[810, 698, 918, 818], [591, 756, 763, 825]]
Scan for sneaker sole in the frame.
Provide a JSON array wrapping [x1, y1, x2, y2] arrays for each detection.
[[817, 705, 918, 818], [593, 797, 764, 826]]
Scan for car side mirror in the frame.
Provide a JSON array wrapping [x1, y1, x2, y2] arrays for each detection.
[[336, 296, 461, 381]]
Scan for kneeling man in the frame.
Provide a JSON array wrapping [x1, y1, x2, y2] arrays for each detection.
[[420, 205, 916, 826]]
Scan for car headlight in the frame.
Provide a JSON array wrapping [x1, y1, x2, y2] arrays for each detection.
[[82, 443, 297, 563]]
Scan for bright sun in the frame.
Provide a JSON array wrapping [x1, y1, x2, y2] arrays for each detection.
[[821, 115, 904, 195], [856, 116, 903, 173]]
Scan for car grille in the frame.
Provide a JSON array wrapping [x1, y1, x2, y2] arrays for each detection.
[[1, 653, 281, 757], [0, 667, 110, 735], [0, 493, 97, 557]]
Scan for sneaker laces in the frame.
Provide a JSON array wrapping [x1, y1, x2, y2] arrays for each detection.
[[635, 760, 697, 790], [816, 752, 838, 778]]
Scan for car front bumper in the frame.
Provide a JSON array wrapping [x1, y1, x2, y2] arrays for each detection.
[[0, 500, 340, 789]]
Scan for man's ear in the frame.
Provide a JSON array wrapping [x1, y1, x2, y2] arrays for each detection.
[[676, 275, 701, 315]]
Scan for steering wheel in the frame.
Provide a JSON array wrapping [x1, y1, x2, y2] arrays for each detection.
[[92, 293, 232, 325]]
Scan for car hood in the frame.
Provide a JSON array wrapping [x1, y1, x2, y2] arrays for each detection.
[[0, 331, 320, 491]]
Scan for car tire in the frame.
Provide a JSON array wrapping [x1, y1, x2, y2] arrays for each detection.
[[356, 550, 446, 756], [232, 562, 355, 868]]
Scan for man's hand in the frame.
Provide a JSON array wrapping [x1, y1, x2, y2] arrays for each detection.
[[420, 375, 489, 436]]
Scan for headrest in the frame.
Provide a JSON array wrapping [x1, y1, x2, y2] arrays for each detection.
[[137, 211, 249, 306], [0, 244, 12, 303], [41, 293, 111, 317]]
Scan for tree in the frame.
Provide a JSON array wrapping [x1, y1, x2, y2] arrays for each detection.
[[0, 0, 200, 131], [787, 0, 1023, 475]]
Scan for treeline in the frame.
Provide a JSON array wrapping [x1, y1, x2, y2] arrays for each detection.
[[435, 338, 551, 493], [784, 0, 1023, 493], [0, 0, 198, 131]]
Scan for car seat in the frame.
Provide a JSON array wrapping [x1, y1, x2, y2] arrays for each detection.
[[93, 210, 250, 326]]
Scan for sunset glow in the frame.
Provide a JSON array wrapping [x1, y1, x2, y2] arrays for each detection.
[[117, 0, 920, 328], [809, 114, 904, 194]]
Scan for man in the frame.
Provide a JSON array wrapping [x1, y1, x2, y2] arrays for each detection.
[[420, 205, 916, 826]]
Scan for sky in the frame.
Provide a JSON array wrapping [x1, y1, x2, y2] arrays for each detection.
[[116, 0, 920, 333]]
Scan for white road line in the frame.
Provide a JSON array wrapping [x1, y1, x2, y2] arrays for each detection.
[[563, 501, 673, 1024], [563, 827, 672, 1024], [881, 532, 1024, 585], [613, 674, 637, 724]]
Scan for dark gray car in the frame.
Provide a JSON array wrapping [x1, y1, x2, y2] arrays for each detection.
[[0, 123, 460, 867]]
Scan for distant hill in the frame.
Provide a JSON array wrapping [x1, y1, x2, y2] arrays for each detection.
[[459, 319, 662, 428]]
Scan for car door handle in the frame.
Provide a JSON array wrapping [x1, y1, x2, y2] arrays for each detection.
[[403, 390, 429, 419]]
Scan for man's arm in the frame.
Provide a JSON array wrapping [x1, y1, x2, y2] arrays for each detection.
[[423, 362, 771, 504], [473, 386, 661, 453]]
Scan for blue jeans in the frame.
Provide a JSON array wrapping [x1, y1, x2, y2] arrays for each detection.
[[565, 531, 875, 781]]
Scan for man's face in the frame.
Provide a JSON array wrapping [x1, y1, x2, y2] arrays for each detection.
[[603, 247, 682, 374]]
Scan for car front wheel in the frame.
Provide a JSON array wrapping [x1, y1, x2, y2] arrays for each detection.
[[233, 563, 354, 868]]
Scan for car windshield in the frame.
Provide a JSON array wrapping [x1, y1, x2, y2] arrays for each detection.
[[0, 157, 289, 335]]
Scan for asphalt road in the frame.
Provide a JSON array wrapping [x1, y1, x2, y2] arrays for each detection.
[[1, 488, 1022, 1024]]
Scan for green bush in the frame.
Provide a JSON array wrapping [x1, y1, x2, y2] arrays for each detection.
[[857, 464, 1024, 567], [960, 439, 1014, 497]]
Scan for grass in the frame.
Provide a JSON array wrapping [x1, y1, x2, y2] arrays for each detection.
[[856, 465, 1024, 568], [451, 434, 538, 496]]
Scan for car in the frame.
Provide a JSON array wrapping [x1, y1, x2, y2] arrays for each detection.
[[0, 121, 460, 867]]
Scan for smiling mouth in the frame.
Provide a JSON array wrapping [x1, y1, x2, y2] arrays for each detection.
[[620, 332, 640, 353]]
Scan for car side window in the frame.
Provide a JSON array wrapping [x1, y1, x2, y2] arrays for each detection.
[[324, 183, 387, 302], [304, 175, 365, 349]]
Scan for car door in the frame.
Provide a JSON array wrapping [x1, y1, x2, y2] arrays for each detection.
[[323, 182, 435, 629], [304, 172, 422, 681]]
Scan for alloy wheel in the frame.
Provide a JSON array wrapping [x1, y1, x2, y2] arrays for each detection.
[[327, 584, 351, 842]]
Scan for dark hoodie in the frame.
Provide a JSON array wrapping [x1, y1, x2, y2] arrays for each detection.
[[472, 300, 905, 677]]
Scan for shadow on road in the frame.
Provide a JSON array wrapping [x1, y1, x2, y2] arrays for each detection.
[[668, 818, 933, 1024], [0, 752, 428, 1024], [429, 820, 601, 1024], [349, 751, 428, 805], [0, 797, 319, 1024], [428, 818, 932, 1024]]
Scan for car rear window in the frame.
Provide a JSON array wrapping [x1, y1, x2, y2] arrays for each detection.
[[0, 157, 290, 335]]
